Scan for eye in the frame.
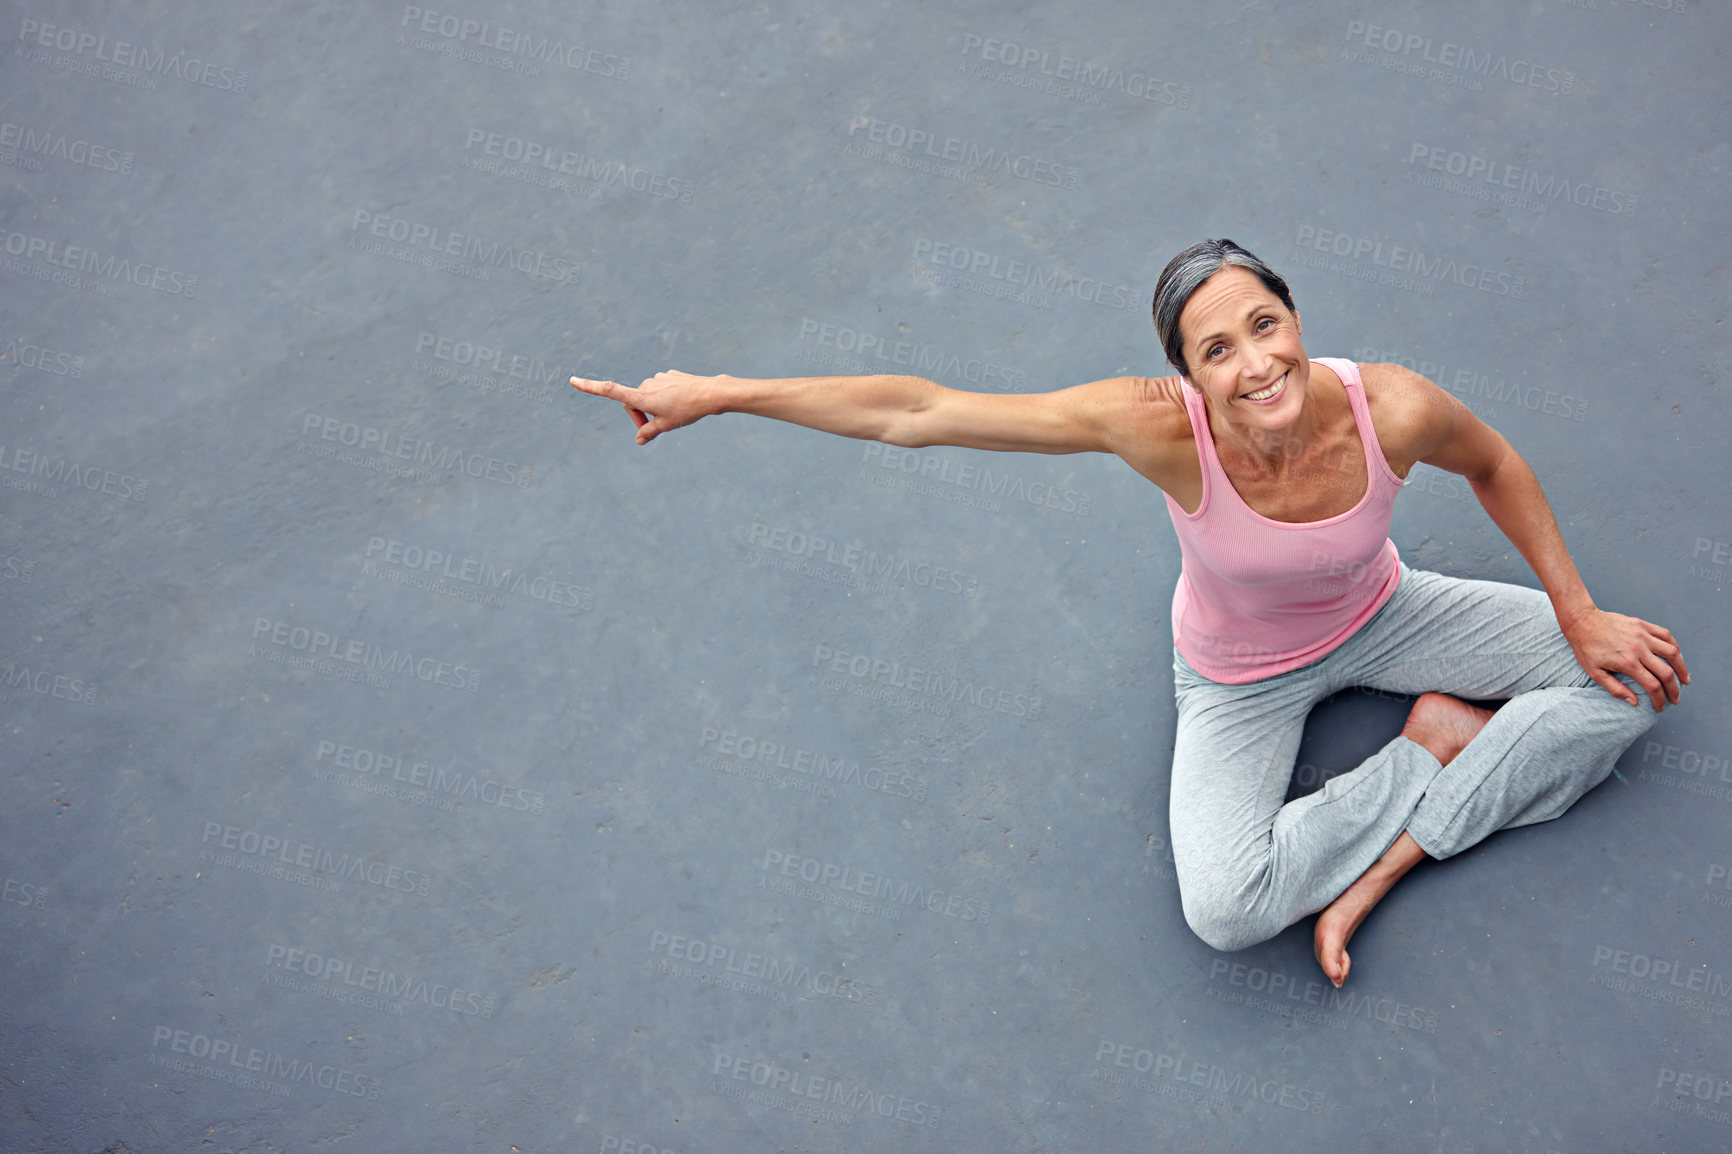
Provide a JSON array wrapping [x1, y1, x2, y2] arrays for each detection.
[[1206, 343, 1226, 360], [1256, 316, 1275, 332]]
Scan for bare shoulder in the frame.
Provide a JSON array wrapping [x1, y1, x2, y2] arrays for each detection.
[[1356, 361, 1470, 465], [1068, 373, 1191, 441], [1060, 373, 1196, 483], [1358, 361, 1444, 409], [1064, 373, 1187, 424], [1139, 375, 1198, 460]]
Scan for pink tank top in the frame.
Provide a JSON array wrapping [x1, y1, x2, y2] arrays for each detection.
[[1163, 358, 1405, 684]]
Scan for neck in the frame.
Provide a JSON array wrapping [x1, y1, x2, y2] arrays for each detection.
[[1205, 390, 1324, 474]]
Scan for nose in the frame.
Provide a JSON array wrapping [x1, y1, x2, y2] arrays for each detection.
[[1242, 344, 1277, 386]]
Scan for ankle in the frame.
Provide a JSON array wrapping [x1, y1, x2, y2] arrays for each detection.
[[1376, 832, 1429, 879], [1404, 733, 1450, 766]]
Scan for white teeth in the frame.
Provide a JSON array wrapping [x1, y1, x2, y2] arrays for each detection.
[[1243, 375, 1285, 401]]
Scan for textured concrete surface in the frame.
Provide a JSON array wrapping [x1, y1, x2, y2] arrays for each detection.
[[1, 1, 1727, 1151]]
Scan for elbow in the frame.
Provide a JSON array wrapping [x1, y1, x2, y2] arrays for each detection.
[[880, 417, 931, 449], [1464, 439, 1521, 491], [882, 378, 940, 448]]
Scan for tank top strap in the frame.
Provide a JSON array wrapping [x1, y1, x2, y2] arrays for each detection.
[[1171, 382, 1216, 521], [1314, 357, 1407, 491]]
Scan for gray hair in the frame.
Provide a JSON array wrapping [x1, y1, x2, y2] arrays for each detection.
[[1151, 239, 1296, 377]]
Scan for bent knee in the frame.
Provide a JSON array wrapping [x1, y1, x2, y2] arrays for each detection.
[[1609, 674, 1668, 730], [1182, 895, 1276, 953]]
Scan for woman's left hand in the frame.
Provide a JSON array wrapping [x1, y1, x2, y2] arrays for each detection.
[[1560, 607, 1689, 712]]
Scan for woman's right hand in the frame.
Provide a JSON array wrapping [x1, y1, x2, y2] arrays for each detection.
[[571, 371, 721, 445]]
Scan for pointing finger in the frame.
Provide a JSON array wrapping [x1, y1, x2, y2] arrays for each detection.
[[571, 376, 624, 398]]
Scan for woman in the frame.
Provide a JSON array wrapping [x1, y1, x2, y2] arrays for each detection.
[[572, 238, 1687, 989]]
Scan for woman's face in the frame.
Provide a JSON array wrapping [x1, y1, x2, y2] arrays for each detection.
[[1178, 265, 1309, 433]]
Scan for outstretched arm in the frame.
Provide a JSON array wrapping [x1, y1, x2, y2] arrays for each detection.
[[572, 371, 941, 446], [1370, 363, 1689, 711], [571, 370, 1163, 456]]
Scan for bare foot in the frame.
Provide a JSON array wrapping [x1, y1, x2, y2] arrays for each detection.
[[1312, 695, 1493, 988], [1314, 831, 1428, 988], [1400, 692, 1496, 767]]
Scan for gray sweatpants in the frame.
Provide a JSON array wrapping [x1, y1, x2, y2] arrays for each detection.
[[1169, 564, 1662, 952]]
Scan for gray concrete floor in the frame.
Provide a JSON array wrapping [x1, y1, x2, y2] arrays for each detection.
[[2, 2, 1728, 1151]]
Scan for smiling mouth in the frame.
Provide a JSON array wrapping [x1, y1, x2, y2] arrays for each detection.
[[1242, 373, 1286, 403]]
